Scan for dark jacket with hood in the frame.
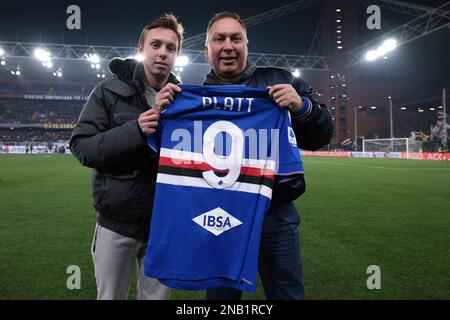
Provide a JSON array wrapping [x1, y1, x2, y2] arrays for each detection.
[[70, 58, 180, 240], [204, 63, 334, 205]]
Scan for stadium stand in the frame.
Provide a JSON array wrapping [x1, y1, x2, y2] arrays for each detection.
[[0, 80, 94, 146], [0, 99, 83, 125], [0, 80, 447, 153]]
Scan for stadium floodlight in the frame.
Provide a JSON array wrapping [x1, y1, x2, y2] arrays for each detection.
[[376, 45, 388, 57], [125, 54, 144, 62], [42, 61, 53, 68], [365, 50, 378, 62], [174, 66, 183, 82], [174, 56, 189, 82], [34, 48, 54, 70], [87, 54, 101, 70], [53, 69, 63, 78], [383, 39, 397, 51], [87, 53, 100, 64], [134, 54, 144, 62], [376, 39, 395, 56], [365, 38, 397, 62], [292, 69, 300, 78], [1, 60, 5, 66], [34, 48, 51, 62], [175, 55, 189, 67], [0, 48, 4, 56]]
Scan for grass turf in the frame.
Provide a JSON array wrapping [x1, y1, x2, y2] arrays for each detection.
[[0, 155, 449, 299]]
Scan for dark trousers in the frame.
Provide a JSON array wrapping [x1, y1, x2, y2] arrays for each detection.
[[206, 203, 304, 300]]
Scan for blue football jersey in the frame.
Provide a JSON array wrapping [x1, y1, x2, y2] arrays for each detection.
[[144, 85, 303, 292]]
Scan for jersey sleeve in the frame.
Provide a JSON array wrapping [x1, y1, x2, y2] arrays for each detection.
[[276, 111, 304, 176]]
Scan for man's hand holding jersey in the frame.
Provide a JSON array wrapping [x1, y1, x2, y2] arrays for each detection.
[[138, 84, 181, 137], [268, 84, 304, 113], [138, 108, 160, 136], [155, 83, 182, 111]]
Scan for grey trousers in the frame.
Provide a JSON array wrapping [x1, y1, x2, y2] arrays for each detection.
[[91, 223, 170, 300]]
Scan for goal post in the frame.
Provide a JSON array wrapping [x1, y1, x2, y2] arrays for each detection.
[[362, 138, 422, 155]]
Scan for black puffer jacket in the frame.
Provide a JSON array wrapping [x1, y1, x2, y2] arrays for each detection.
[[204, 63, 334, 204], [70, 58, 179, 240]]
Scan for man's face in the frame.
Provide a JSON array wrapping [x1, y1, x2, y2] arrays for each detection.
[[139, 28, 178, 79], [204, 17, 248, 82]]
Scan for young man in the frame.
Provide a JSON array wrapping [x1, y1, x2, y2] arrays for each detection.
[[70, 14, 183, 300], [202, 12, 334, 300]]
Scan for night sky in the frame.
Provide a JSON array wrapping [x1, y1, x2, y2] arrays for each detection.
[[0, 0, 448, 86], [0, 0, 447, 52], [1, 0, 315, 53]]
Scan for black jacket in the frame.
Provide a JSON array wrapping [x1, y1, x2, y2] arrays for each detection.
[[204, 63, 334, 204], [70, 58, 180, 240]]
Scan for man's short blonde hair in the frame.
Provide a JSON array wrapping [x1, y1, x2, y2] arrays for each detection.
[[138, 13, 184, 53]]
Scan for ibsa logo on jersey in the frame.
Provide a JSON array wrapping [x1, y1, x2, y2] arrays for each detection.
[[192, 207, 243, 236], [288, 126, 297, 146]]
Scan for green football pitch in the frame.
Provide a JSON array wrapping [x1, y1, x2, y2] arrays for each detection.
[[1, 154, 449, 300]]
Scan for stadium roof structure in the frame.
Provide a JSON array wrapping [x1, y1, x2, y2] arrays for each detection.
[[0, 0, 448, 73], [0, 41, 331, 71]]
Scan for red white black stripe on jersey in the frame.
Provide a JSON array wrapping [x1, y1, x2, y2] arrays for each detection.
[[157, 148, 276, 199]]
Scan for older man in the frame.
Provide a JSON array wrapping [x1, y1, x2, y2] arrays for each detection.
[[202, 11, 334, 300]]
